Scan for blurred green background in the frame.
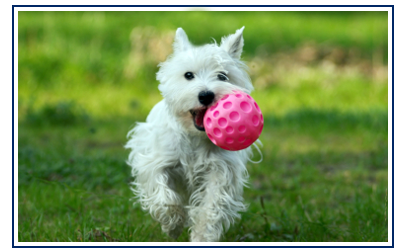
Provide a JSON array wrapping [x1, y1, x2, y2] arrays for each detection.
[[18, 11, 388, 242]]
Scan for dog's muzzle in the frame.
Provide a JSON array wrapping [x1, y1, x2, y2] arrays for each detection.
[[190, 108, 207, 131], [190, 91, 215, 131]]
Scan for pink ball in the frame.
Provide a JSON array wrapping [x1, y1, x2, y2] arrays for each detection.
[[204, 91, 264, 151]]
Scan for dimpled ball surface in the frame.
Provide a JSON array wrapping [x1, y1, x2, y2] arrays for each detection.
[[204, 91, 264, 151]]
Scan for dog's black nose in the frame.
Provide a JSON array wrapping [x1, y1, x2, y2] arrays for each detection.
[[198, 91, 215, 106]]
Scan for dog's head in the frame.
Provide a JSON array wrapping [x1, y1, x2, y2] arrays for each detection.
[[156, 27, 253, 134]]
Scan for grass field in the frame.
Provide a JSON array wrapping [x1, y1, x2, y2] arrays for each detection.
[[18, 11, 388, 242]]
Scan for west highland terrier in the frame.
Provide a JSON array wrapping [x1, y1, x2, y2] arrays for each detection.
[[126, 27, 257, 242]]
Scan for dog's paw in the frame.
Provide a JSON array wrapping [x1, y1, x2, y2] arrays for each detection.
[[190, 234, 207, 242], [165, 224, 184, 240], [159, 205, 186, 240]]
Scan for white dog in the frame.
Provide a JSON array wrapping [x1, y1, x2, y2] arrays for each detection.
[[126, 27, 257, 242]]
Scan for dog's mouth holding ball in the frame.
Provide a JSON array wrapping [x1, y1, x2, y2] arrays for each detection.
[[190, 108, 207, 131]]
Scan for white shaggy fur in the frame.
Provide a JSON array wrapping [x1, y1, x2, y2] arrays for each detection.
[[126, 27, 256, 242]]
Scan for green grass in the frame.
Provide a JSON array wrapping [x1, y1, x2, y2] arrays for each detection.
[[18, 11, 388, 242]]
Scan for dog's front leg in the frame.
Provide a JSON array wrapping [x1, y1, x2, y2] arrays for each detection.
[[132, 157, 186, 239], [188, 165, 247, 242]]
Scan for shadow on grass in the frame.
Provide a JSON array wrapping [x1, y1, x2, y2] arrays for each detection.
[[21, 100, 387, 131], [19, 103, 387, 186], [24, 101, 91, 126], [264, 108, 387, 132]]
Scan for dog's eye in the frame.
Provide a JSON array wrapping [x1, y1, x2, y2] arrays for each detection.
[[217, 73, 228, 81], [184, 72, 195, 80]]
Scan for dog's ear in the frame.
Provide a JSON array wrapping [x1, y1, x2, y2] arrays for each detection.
[[220, 26, 245, 59], [173, 28, 191, 52]]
